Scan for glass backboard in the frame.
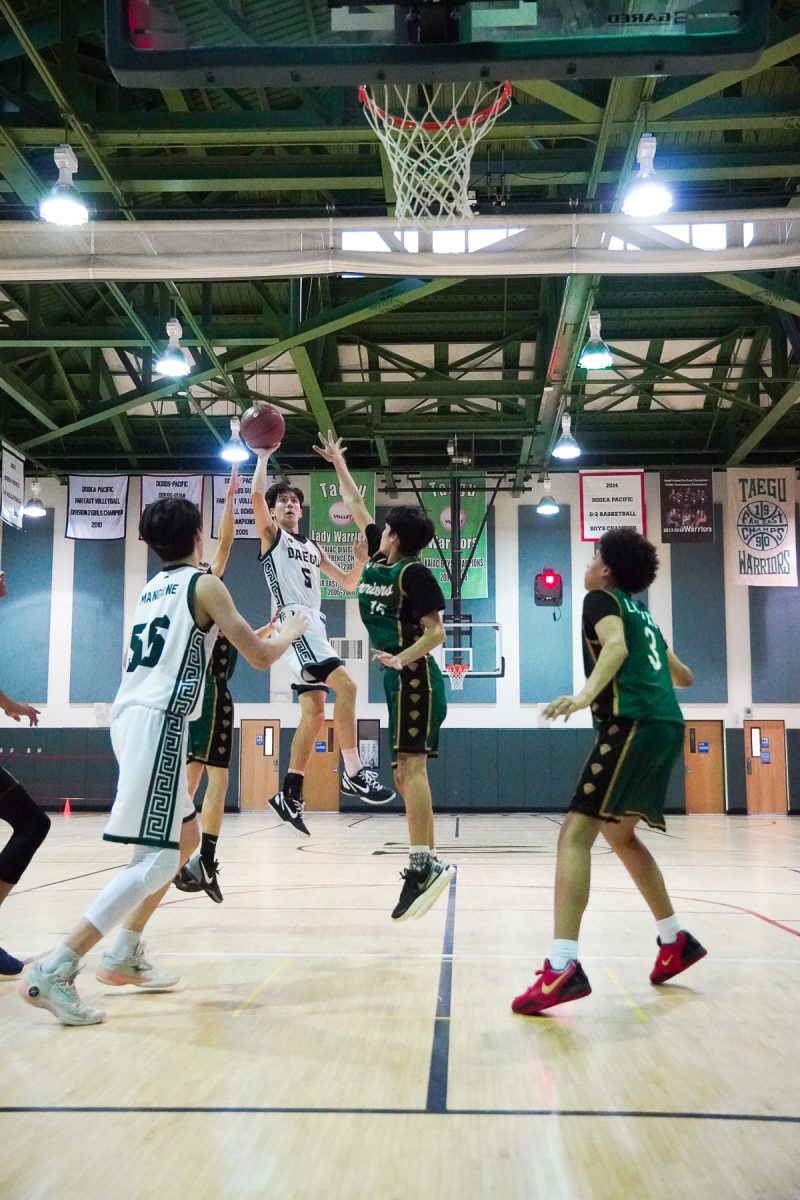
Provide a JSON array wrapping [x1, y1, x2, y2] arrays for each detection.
[[107, 1, 770, 88]]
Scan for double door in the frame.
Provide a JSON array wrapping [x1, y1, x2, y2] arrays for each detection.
[[238, 718, 340, 811]]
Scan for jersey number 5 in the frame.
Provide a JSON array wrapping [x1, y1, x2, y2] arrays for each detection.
[[127, 616, 171, 671], [301, 567, 313, 589]]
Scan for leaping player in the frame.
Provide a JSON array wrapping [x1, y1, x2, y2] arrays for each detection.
[[251, 448, 395, 836]]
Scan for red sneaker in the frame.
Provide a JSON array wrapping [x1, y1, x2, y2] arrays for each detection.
[[511, 959, 592, 1016], [650, 930, 707, 985]]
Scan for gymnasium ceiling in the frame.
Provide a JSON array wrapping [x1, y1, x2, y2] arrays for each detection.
[[1, 1, 800, 489]]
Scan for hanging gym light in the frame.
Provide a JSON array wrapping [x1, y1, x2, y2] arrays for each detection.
[[578, 312, 613, 370], [155, 318, 191, 378], [220, 416, 249, 463], [22, 479, 46, 518], [535, 478, 560, 516], [552, 413, 581, 461], [39, 144, 89, 227], [622, 133, 673, 219]]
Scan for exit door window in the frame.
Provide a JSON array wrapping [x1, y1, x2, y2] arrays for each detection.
[[750, 727, 761, 758], [262, 727, 274, 756]]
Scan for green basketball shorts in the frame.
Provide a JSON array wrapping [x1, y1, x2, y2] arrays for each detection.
[[383, 656, 447, 767]]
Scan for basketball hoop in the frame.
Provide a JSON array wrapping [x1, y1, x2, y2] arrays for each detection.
[[359, 81, 512, 225], [444, 662, 470, 691]]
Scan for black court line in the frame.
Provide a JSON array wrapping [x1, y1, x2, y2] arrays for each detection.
[[2, 1106, 798, 1123], [425, 873, 457, 1114], [454, 816, 460, 839], [9, 865, 123, 895], [347, 815, 374, 828], [236, 824, 290, 838]]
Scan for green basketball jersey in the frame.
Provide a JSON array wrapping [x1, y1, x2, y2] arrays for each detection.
[[583, 587, 683, 724], [358, 553, 445, 656]]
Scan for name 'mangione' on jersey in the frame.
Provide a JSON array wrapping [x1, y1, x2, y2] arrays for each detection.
[[140, 583, 178, 604]]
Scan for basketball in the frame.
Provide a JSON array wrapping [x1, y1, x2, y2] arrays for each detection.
[[240, 403, 285, 451]]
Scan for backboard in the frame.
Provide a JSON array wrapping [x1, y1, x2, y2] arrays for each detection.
[[107, 1, 769, 88]]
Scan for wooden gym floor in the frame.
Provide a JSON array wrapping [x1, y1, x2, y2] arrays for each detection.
[[1, 811, 799, 1200]]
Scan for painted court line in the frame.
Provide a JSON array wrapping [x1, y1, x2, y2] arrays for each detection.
[[233, 959, 289, 1017], [425, 873, 457, 1114]]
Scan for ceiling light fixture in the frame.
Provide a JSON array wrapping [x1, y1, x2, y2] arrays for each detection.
[[621, 132, 673, 219], [535, 477, 560, 516], [578, 312, 614, 370], [39, 144, 89, 226], [220, 416, 249, 463], [552, 413, 581, 461], [155, 318, 191, 378], [22, 479, 47, 519]]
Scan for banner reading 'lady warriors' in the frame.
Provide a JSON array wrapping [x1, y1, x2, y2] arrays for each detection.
[[725, 468, 797, 587]]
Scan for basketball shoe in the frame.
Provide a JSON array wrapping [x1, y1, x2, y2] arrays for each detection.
[[96, 941, 179, 990], [197, 856, 223, 904], [18, 961, 106, 1025], [174, 861, 203, 893], [268, 790, 310, 836], [0, 946, 25, 978], [391, 859, 455, 921], [511, 959, 592, 1016], [341, 768, 396, 805], [649, 930, 707, 985]]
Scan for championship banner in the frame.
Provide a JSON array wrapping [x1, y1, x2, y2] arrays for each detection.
[[211, 471, 263, 540], [1, 442, 25, 529], [141, 473, 203, 514], [418, 472, 488, 601], [660, 470, 714, 543], [725, 467, 797, 587], [580, 470, 646, 541], [66, 475, 129, 539], [309, 470, 375, 599]]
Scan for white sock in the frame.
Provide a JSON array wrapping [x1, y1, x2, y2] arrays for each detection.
[[342, 748, 361, 776], [110, 927, 141, 960], [41, 944, 80, 974], [656, 914, 682, 944], [549, 939, 579, 971]]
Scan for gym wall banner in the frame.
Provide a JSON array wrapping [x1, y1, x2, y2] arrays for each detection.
[[725, 467, 797, 587], [1, 441, 24, 529], [580, 470, 646, 541], [418, 472, 488, 601], [660, 470, 714, 543], [140, 473, 204, 514], [309, 470, 375, 599], [211, 472, 264, 540], [66, 475, 129, 540]]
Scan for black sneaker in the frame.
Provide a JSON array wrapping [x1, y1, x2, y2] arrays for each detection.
[[268, 790, 310, 836], [341, 768, 396, 806], [174, 862, 202, 893], [391, 859, 455, 922], [198, 858, 224, 904]]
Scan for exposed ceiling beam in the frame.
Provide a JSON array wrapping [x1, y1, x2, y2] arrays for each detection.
[[727, 380, 800, 466]]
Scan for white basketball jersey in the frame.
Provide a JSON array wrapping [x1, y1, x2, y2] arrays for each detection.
[[260, 528, 322, 611], [112, 565, 217, 719]]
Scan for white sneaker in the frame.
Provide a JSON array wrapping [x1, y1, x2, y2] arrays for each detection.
[[18, 961, 106, 1026], [95, 941, 179, 991]]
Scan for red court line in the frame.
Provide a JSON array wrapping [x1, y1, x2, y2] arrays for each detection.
[[679, 895, 800, 939]]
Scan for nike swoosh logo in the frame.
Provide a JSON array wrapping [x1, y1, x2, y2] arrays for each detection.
[[660, 955, 674, 968], [200, 863, 213, 884], [541, 970, 571, 995]]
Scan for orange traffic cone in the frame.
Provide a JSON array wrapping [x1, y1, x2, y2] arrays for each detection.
[[63, 797, 71, 817]]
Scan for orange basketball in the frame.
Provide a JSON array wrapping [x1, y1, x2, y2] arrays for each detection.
[[240, 403, 285, 451]]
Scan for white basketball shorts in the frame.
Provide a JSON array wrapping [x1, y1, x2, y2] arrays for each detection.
[[276, 605, 343, 693]]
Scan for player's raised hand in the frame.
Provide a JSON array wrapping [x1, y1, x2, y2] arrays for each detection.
[[372, 649, 404, 672], [226, 464, 239, 496], [542, 693, 590, 722], [313, 430, 347, 463], [353, 533, 368, 565]]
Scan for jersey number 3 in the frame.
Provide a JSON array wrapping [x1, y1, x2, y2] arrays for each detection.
[[127, 616, 171, 671], [644, 627, 661, 672]]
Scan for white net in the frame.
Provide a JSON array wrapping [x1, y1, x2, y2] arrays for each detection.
[[444, 663, 470, 691], [359, 82, 512, 225]]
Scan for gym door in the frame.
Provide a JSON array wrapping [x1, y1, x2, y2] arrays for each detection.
[[744, 720, 788, 814], [303, 720, 340, 811], [683, 721, 725, 813], [239, 719, 280, 810]]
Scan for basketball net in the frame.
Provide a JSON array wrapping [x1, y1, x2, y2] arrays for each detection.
[[359, 82, 512, 225], [444, 662, 470, 691]]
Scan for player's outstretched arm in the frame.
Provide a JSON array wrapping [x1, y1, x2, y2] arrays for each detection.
[[0, 689, 40, 726], [251, 449, 279, 552], [210, 464, 238, 577], [372, 611, 445, 671], [312, 431, 373, 534], [194, 573, 308, 669], [544, 614, 628, 721], [667, 648, 693, 688]]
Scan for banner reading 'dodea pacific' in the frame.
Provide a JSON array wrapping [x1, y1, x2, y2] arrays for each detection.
[[211, 472, 268, 540], [580, 470, 646, 541], [66, 475, 129, 539], [140, 474, 203, 514], [418, 473, 488, 601], [725, 467, 797, 587], [1, 441, 24, 529], [309, 470, 375, 599]]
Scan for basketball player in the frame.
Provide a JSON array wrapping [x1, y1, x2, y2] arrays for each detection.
[[512, 528, 706, 1016], [0, 569, 51, 978], [18, 497, 307, 1025], [174, 468, 240, 903], [313, 433, 454, 920], [251, 449, 395, 836]]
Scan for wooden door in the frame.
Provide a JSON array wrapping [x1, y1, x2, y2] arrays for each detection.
[[744, 720, 788, 814], [683, 720, 725, 813], [302, 719, 340, 811], [239, 719, 280, 810]]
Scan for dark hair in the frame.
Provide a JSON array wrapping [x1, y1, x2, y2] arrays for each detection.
[[265, 481, 304, 510], [386, 505, 435, 556], [140, 497, 202, 563], [597, 528, 659, 595]]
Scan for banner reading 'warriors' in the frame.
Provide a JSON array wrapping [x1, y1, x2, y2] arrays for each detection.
[[660, 470, 714, 543], [725, 468, 797, 587], [418, 473, 488, 601], [309, 470, 375, 599]]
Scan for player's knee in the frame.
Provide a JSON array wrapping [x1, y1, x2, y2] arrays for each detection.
[[140, 847, 180, 893], [30, 807, 51, 848], [332, 671, 356, 703]]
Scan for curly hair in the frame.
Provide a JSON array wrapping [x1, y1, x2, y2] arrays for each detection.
[[597, 528, 659, 595]]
